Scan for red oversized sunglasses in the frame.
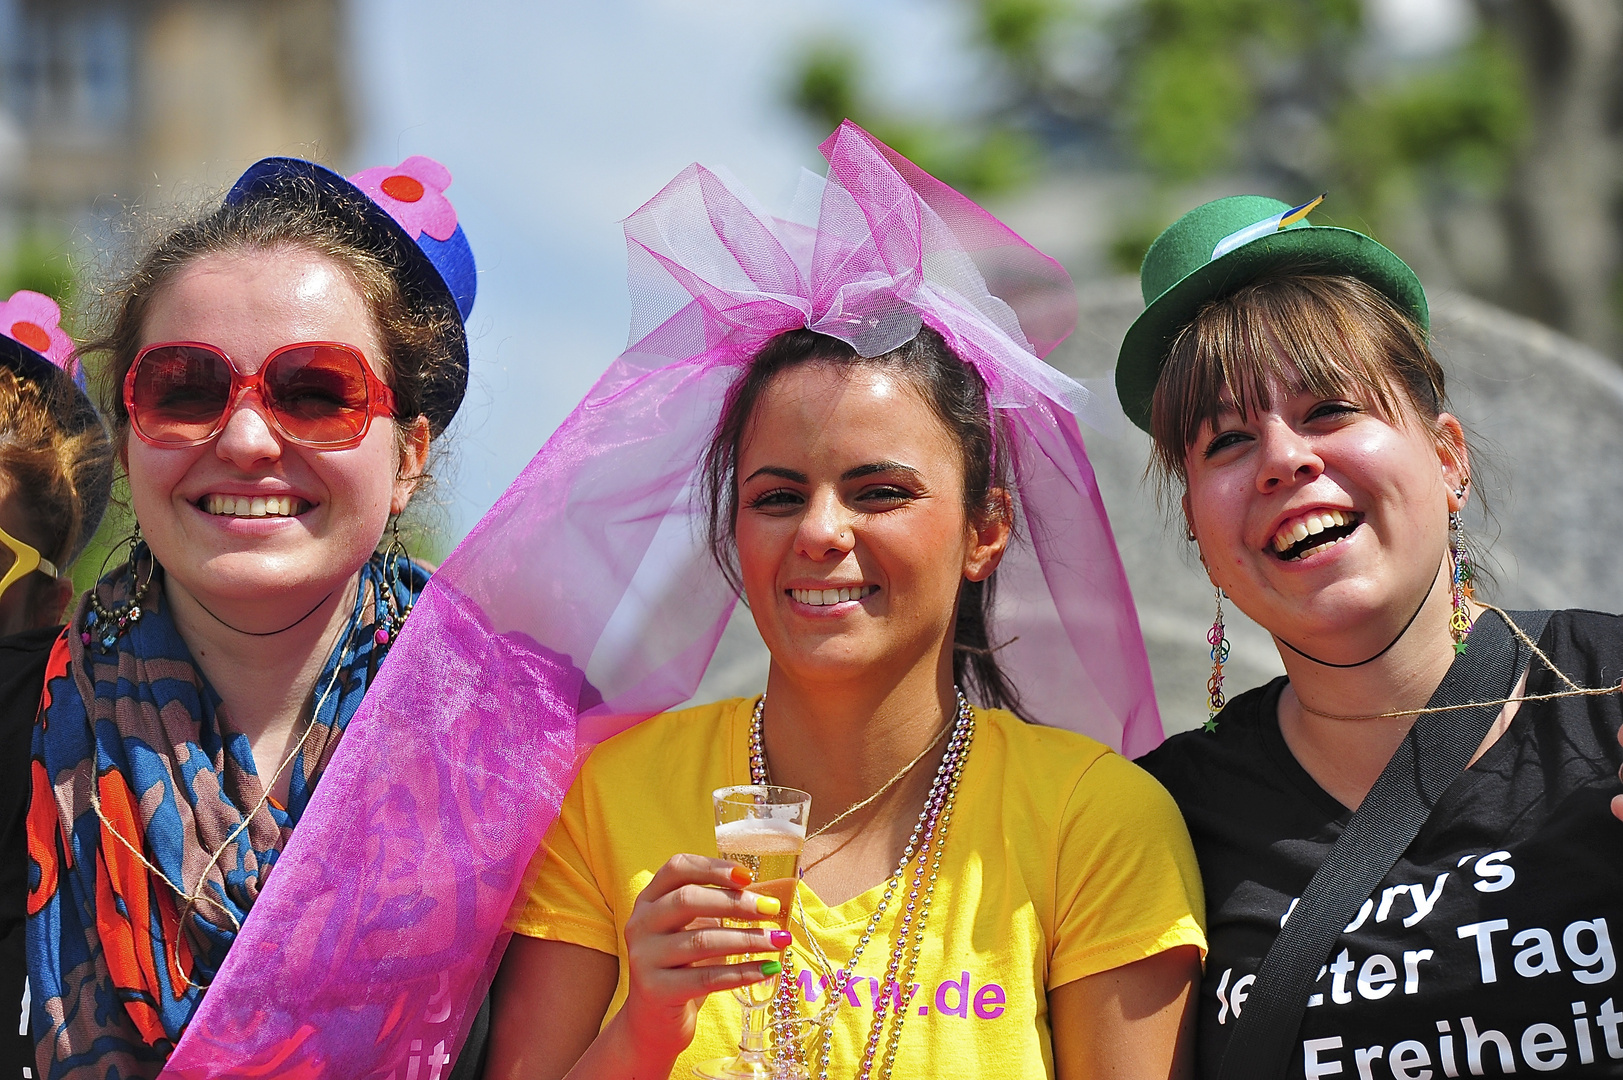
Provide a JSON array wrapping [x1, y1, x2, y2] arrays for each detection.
[[124, 341, 398, 450]]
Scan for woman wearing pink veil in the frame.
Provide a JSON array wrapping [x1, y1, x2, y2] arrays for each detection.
[[485, 125, 1205, 1079], [142, 123, 1198, 1079]]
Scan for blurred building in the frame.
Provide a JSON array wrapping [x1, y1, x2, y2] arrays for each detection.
[[0, 0, 351, 250]]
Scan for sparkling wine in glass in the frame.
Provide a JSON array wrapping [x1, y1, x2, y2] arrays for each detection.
[[694, 785, 811, 1080]]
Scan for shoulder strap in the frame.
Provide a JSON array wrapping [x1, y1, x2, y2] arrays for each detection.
[[1217, 608, 1552, 1080]]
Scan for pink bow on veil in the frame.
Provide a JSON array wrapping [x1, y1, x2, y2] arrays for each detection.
[[159, 121, 1160, 1078]]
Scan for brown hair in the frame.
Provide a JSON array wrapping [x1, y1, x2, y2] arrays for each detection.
[[0, 366, 113, 579], [84, 172, 465, 464], [1149, 272, 1455, 486], [702, 326, 1027, 717]]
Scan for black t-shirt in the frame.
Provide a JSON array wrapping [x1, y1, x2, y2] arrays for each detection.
[[0, 626, 61, 1080], [1140, 610, 1623, 1079]]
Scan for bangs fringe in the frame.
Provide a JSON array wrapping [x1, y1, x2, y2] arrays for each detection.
[[1150, 273, 1443, 484]]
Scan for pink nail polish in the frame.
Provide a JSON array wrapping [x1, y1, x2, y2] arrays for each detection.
[[769, 930, 792, 948]]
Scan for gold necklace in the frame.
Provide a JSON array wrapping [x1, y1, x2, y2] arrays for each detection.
[[761, 706, 952, 876]]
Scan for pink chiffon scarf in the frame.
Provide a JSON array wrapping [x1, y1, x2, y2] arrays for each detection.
[[159, 121, 1161, 1078]]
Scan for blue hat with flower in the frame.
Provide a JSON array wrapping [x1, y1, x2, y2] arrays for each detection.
[[226, 155, 477, 436]]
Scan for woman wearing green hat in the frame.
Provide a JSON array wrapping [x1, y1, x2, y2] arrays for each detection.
[[1126, 196, 1623, 1079]]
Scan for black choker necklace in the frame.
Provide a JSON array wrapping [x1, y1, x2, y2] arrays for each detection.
[[1276, 561, 1442, 669], [195, 590, 335, 638]]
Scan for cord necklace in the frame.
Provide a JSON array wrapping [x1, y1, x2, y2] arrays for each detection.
[[1295, 603, 1622, 723]]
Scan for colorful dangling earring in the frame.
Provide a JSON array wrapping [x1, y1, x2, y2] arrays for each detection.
[[84, 523, 153, 651], [1205, 586, 1230, 732], [1449, 488, 1474, 654], [373, 516, 413, 646]]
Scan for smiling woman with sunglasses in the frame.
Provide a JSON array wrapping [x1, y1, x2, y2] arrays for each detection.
[[0, 291, 114, 1080], [21, 156, 486, 1080]]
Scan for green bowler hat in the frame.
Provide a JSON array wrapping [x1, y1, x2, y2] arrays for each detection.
[[1115, 194, 1428, 433]]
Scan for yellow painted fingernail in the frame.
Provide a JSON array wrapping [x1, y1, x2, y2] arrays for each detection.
[[753, 894, 781, 916]]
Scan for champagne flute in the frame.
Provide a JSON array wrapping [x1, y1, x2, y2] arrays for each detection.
[[694, 785, 811, 1080]]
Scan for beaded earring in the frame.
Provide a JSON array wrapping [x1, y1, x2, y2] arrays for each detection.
[[84, 523, 153, 650], [1449, 489, 1474, 654], [1205, 586, 1230, 732], [374, 516, 413, 646]]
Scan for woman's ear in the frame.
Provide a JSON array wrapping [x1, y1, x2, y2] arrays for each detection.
[[964, 489, 1013, 583], [1436, 413, 1470, 510], [1182, 489, 1221, 585], [391, 416, 432, 515]]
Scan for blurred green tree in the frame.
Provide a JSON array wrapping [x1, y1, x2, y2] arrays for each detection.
[[790, 0, 1621, 356], [790, 37, 1040, 196], [0, 233, 77, 313]]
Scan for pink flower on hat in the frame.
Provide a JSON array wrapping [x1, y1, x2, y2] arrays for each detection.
[[0, 290, 75, 369], [349, 156, 458, 243]]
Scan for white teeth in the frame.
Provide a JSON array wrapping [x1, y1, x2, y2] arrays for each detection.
[[205, 494, 307, 518], [1272, 510, 1358, 554], [791, 585, 876, 606]]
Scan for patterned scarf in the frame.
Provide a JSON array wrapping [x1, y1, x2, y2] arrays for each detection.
[[26, 545, 428, 1080]]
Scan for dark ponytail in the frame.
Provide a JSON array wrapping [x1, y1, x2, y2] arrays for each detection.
[[701, 325, 1027, 719]]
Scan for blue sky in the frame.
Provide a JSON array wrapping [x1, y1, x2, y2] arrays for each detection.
[[345, 0, 1474, 542], [348, 0, 981, 540]]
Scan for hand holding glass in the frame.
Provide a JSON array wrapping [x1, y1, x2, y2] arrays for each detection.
[[694, 785, 811, 1080]]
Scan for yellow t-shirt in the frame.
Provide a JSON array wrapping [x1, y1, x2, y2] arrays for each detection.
[[507, 698, 1206, 1080]]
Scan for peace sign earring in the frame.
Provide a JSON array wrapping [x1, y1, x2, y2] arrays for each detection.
[[1205, 586, 1230, 732], [1449, 480, 1474, 653]]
